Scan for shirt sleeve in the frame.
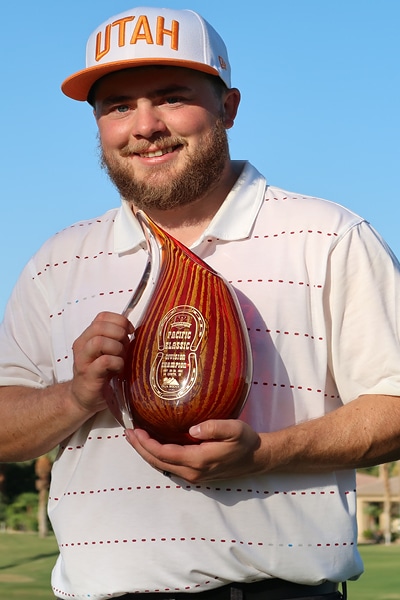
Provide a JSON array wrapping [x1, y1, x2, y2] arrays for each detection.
[[327, 220, 400, 402], [0, 257, 56, 388]]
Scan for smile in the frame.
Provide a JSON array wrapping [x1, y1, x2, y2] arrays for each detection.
[[139, 146, 175, 158]]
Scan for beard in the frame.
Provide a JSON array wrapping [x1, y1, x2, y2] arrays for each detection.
[[99, 118, 230, 211]]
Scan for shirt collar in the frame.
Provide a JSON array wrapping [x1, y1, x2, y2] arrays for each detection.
[[113, 196, 145, 254], [195, 161, 266, 246], [113, 161, 267, 253]]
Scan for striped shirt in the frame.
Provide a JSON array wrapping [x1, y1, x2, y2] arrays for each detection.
[[1, 161, 400, 599]]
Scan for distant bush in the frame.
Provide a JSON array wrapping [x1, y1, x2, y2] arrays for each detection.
[[5, 492, 39, 531], [0, 493, 7, 523], [363, 529, 375, 540]]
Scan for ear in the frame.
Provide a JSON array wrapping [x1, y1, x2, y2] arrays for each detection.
[[222, 87, 241, 129]]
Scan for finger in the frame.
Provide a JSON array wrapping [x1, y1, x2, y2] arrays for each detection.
[[87, 335, 128, 359], [125, 429, 178, 473], [125, 428, 239, 483], [125, 428, 176, 458], [89, 318, 133, 344], [74, 317, 132, 362], [94, 311, 134, 331], [125, 428, 196, 468], [189, 419, 241, 441]]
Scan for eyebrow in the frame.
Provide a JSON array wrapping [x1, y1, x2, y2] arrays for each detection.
[[100, 95, 133, 107], [99, 84, 193, 107]]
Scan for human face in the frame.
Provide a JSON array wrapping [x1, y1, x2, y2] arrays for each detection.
[[94, 67, 237, 211]]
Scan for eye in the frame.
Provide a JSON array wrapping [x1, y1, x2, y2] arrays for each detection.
[[115, 104, 130, 113], [164, 96, 183, 105]]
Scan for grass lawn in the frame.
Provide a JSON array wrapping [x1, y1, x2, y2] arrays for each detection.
[[0, 532, 58, 599], [348, 544, 400, 599], [0, 534, 399, 599]]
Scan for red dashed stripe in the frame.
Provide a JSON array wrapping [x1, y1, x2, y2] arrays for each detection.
[[50, 484, 355, 502], [34, 251, 114, 278], [56, 355, 69, 363], [68, 219, 111, 228], [252, 327, 324, 341], [53, 578, 219, 597], [266, 196, 293, 201], [57, 536, 354, 549], [49, 288, 135, 320], [253, 229, 339, 239], [232, 278, 323, 289], [59, 433, 124, 452], [251, 381, 338, 398]]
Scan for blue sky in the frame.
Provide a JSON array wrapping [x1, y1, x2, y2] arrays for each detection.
[[1, 0, 399, 319]]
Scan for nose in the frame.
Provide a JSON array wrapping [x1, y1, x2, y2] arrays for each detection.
[[131, 102, 167, 139]]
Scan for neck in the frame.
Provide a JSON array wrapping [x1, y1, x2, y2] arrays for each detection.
[[132, 161, 241, 247]]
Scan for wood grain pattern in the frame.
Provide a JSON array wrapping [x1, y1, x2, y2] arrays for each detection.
[[112, 213, 252, 444]]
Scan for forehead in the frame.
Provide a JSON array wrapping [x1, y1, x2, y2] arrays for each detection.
[[92, 65, 214, 101]]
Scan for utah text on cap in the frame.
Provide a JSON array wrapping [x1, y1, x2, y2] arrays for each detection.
[[95, 15, 179, 62]]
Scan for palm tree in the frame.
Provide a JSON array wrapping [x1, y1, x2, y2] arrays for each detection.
[[34, 455, 52, 538], [379, 461, 400, 545]]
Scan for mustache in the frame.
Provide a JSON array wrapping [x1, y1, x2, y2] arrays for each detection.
[[119, 137, 187, 157]]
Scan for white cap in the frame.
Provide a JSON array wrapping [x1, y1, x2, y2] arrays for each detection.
[[61, 7, 231, 101]]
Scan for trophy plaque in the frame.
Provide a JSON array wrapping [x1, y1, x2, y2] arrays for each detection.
[[109, 210, 253, 444]]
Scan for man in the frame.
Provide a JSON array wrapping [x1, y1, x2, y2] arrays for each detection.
[[1, 6, 400, 600]]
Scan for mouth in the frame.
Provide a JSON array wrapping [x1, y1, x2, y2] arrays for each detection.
[[119, 138, 186, 160], [138, 145, 179, 158]]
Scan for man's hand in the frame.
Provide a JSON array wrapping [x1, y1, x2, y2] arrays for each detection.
[[0, 311, 134, 461], [125, 419, 261, 483], [70, 311, 134, 415], [125, 393, 400, 481]]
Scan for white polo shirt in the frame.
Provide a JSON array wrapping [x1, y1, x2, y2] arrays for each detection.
[[1, 161, 400, 599]]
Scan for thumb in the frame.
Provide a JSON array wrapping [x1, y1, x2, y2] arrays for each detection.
[[189, 420, 237, 441]]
